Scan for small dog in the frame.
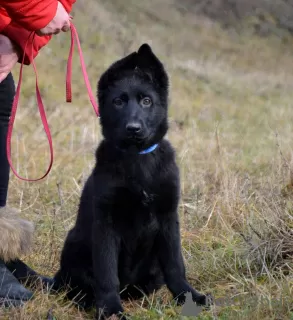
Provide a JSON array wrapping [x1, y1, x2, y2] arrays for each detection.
[[53, 44, 209, 319]]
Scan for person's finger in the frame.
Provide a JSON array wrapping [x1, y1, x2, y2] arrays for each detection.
[[36, 30, 48, 36], [61, 20, 71, 32], [61, 26, 70, 32], [53, 28, 61, 35]]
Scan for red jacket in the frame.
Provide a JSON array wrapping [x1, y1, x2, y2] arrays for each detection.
[[0, 0, 76, 65]]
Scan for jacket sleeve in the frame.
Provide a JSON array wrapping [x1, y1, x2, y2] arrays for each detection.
[[0, 0, 76, 65], [0, 8, 11, 32], [0, 0, 76, 31], [1, 23, 52, 65]]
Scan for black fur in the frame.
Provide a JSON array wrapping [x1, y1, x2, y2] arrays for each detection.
[[53, 44, 208, 319]]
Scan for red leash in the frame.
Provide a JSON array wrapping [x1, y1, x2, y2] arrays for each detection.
[[6, 22, 99, 182]]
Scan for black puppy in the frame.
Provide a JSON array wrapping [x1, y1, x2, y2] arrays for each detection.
[[53, 44, 208, 319]]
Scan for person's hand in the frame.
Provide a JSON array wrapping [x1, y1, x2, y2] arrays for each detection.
[[36, 2, 71, 36], [0, 35, 19, 83]]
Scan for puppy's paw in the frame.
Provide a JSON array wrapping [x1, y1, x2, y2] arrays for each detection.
[[193, 293, 208, 306], [175, 289, 212, 308], [105, 314, 127, 320], [175, 292, 187, 306], [95, 311, 127, 320], [201, 293, 214, 309], [95, 303, 125, 320]]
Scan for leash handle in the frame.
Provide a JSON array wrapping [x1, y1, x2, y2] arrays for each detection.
[[6, 31, 53, 182], [6, 22, 99, 182]]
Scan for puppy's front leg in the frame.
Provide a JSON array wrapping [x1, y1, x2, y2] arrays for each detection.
[[157, 217, 207, 306], [92, 220, 124, 320]]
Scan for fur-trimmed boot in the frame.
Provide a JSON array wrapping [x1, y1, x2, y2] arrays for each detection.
[[0, 206, 34, 307]]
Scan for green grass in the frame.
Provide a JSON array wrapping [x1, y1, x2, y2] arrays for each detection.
[[1, 0, 293, 319]]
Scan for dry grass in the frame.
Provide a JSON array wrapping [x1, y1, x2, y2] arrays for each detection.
[[1, 0, 293, 319]]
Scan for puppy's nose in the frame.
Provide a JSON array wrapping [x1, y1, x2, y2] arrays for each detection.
[[126, 122, 142, 134]]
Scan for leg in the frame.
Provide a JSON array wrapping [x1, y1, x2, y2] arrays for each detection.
[[92, 220, 124, 320], [0, 72, 34, 260], [54, 267, 95, 310], [157, 217, 207, 306], [0, 73, 34, 307], [0, 72, 14, 208], [53, 230, 96, 309]]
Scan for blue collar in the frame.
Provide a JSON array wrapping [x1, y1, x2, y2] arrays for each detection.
[[115, 143, 159, 154], [139, 143, 158, 154]]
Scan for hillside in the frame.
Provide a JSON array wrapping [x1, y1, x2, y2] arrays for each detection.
[[1, 0, 293, 319], [180, 0, 293, 36]]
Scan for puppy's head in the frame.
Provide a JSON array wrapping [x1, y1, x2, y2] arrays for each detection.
[[97, 44, 169, 151]]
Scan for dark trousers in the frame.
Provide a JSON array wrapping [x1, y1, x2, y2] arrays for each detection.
[[0, 73, 15, 207]]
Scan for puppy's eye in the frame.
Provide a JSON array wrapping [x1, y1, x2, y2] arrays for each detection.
[[140, 97, 152, 108], [113, 98, 123, 108]]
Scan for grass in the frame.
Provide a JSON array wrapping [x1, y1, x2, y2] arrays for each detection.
[[1, 0, 293, 319]]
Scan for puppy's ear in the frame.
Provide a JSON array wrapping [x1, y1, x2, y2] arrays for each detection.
[[137, 43, 160, 69], [137, 43, 168, 90], [137, 43, 153, 55]]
